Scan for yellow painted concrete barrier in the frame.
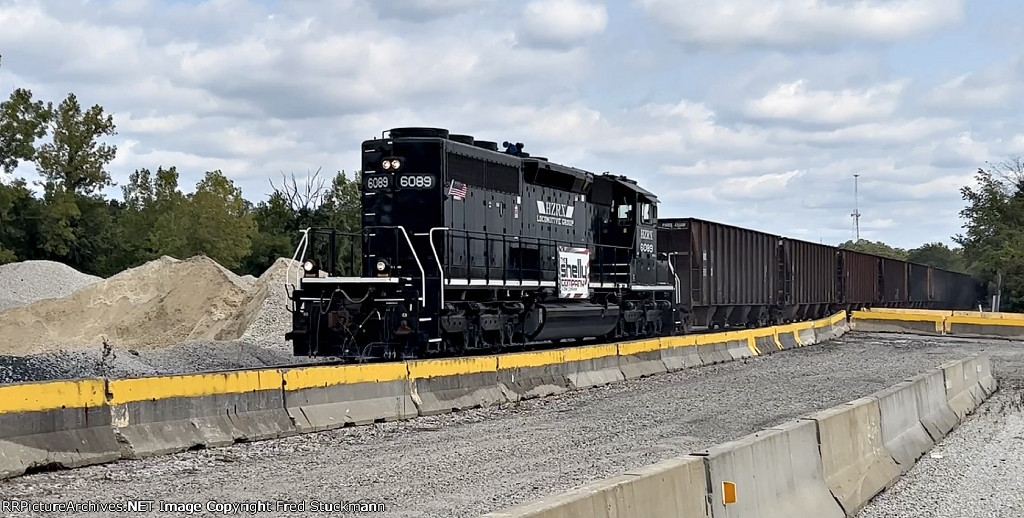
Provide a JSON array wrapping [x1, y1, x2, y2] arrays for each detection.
[[108, 369, 292, 459], [0, 379, 119, 478]]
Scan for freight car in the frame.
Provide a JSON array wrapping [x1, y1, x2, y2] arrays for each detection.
[[659, 218, 984, 331], [286, 127, 984, 360]]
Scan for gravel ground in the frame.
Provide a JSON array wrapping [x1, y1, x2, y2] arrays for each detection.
[[858, 348, 1024, 518], [0, 339, 325, 384], [1, 332, 1019, 518]]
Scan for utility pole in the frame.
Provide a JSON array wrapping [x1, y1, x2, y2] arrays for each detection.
[[851, 174, 861, 242]]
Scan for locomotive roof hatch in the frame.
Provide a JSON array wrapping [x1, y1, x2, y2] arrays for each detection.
[[602, 172, 658, 202]]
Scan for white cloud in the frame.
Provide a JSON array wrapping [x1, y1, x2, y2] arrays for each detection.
[[0, 0, 1018, 251], [518, 0, 608, 49], [746, 80, 906, 126], [925, 57, 1024, 111], [638, 0, 965, 48], [717, 170, 806, 201]]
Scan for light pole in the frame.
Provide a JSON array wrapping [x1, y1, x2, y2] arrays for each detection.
[[851, 174, 861, 242]]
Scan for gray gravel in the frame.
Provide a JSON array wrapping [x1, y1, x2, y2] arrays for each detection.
[[0, 260, 99, 313], [1, 332, 1019, 518], [858, 348, 1024, 518], [0, 339, 325, 384]]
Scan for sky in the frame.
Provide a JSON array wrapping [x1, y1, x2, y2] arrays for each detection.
[[1, 0, 1022, 249]]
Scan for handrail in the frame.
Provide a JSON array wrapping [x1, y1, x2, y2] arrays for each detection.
[[667, 252, 681, 304], [287, 228, 311, 287], [367, 225, 426, 304], [429, 227, 449, 309]]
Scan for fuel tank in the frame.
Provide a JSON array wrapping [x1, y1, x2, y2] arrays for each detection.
[[524, 302, 620, 342]]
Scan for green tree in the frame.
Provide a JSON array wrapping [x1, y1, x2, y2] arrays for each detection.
[[0, 177, 41, 262], [0, 88, 52, 174], [838, 239, 909, 261], [243, 191, 296, 275], [184, 170, 257, 270], [119, 166, 189, 266], [954, 158, 1024, 311], [907, 242, 966, 272], [35, 93, 117, 195]]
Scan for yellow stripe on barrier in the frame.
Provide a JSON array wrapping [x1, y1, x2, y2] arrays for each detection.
[[950, 312, 1024, 321], [867, 308, 953, 316], [407, 356, 498, 379], [497, 349, 567, 370], [109, 370, 284, 405], [660, 335, 699, 349], [564, 344, 618, 362], [747, 335, 760, 355], [829, 311, 846, 325], [946, 315, 1024, 328], [618, 339, 663, 356], [850, 310, 943, 323], [284, 363, 408, 391], [0, 379, 106, 414]]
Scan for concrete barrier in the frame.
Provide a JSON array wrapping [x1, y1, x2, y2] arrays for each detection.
[[874, 380, 935, 473], [408, 357, 507, 416], [908, 369, 959, 442], [696, 334, 736, 365], [658, 336, 703, 371], [700, 419, 845, 518], [562, 344, 624, 389], [945, 315, 1024, 338], [0, 379, 120, 479], [815, 312, 850, 343], [752, 328, 782, 355], [497, 350, 573, 401], [480, 456, 709, 518], [850, 310, 943, 335], [797, 327, 817, 347], [941, 357, 983, 420], [617, 339, 668, 380], [777, 327, 799, 349], [809, 397, 899, 516], [282, 363, 416, 432], [971, 352, 998, 396], [108, 370, 293, 459], [483, 351, 992, 518]]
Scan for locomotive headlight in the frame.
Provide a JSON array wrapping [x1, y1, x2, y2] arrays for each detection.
[[302, 259, 319, 277], [390, 159, 401, 170], [376, 260, 387, 272], [382, 160, 392, 170], [303, 260, 315, 272]]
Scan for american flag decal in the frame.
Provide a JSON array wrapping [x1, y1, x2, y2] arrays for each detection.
[[447, 179, 467, 200]]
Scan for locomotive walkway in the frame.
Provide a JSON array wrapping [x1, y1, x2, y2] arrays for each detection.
[[3, 332, 1019, 518]]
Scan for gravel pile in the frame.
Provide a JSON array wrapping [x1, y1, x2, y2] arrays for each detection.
[[0, 260, 100, 313], [3, 333, 1019, 518], [857, 350, 1024, 518], [235, 257, 296, 353], [0, 256, 303, 383]]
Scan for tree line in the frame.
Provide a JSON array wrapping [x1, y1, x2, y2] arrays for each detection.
[[0, 57, 358, 277], [0, 61, 1020, 309]]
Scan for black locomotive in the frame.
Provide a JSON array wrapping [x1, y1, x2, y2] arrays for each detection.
[[285, 128, 984, 360]]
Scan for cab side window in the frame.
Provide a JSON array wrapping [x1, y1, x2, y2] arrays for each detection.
[[616, 201, 633, 222]]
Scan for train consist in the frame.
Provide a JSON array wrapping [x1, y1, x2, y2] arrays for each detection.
[[285, 128, 983, 360]]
